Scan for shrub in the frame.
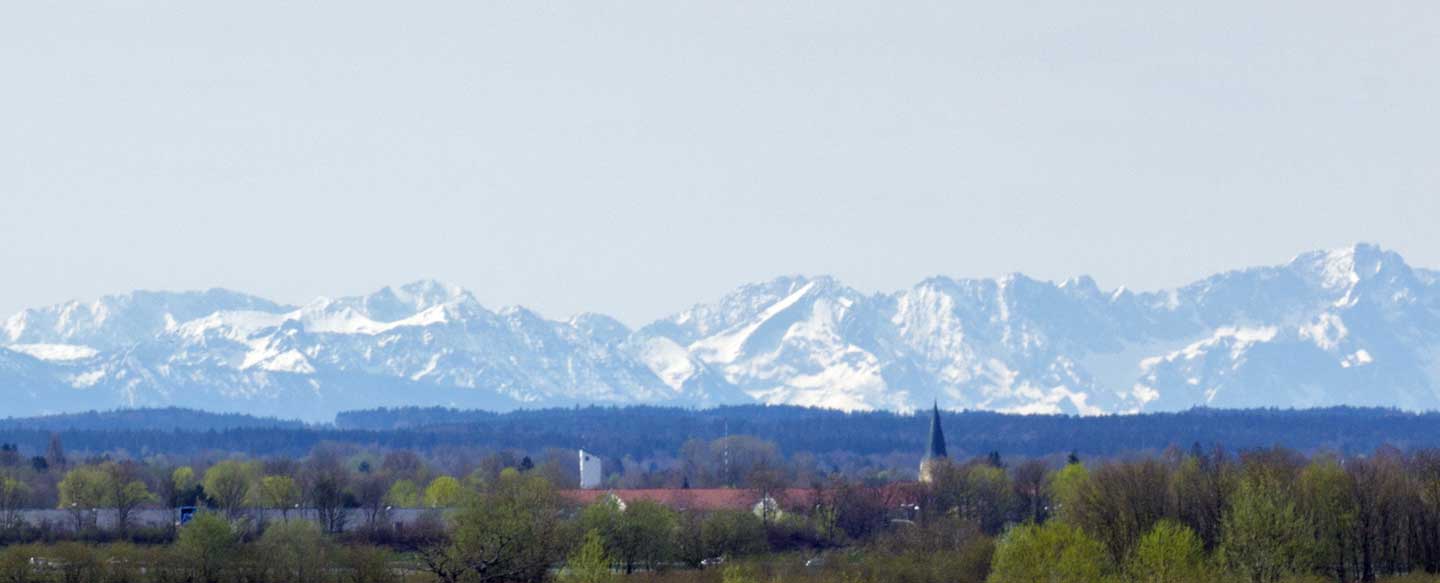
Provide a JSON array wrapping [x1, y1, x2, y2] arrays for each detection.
[[989, 522, 1110, 583]]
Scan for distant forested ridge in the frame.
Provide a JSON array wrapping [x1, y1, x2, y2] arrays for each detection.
[[336, 405, 1440, 458], [1, 405, 1437, 460], [0, 407, 306, 432]]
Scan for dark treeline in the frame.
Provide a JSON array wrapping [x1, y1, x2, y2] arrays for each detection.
[[337, 405, 1440, 458], [4, 405, 1439, 461], [0, 408, 306, 433]]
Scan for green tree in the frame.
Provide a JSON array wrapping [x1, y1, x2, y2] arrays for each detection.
[[1012, 459, 1051, 524], [1219, 474, 1314, 583], [675, 510, 707, 567], [622, 500, 679, 572], [1069, 459, 1170, 563], [102, 543, 147, 583], [172, 465, 200, 507], [563, 529, 618, 583], [988, 521, 1110, 583], [581, 498, 680, 573], [1048, 461, 1090, 524], [1346, 449, 1412, 580], [1297, 457, 1356, 582], [258, 475, 302, 519], [48, 543, 101, 583], [1411, 450, 1440, 574], [387, 478, 421, 507], [381, 450, 428, 483], [1168, 451, 1233, 550], [45, 434, 66, 469], [342, 545, 401, 583], [176, 513, 237, 583], [259, 519, 334, 583], [826, 477, 889, 541], [102, 461, 153, 536], [1126, 520, 1206, 583], [0, 477, 29, 529], [354, 471, 394, 531], [0, 544, 39, 583], [579, 496, 624, 560], [421, 473, 567, 583], [304, 448, 351, 533], [57, 465, 108, 531], [465, 467, 493, 492], [424, 476, 465, 508], [964, 464, 1016, 534], [173, 466, 197, 492], [701, 510, 768, 559], [203, 460, 257, 519]]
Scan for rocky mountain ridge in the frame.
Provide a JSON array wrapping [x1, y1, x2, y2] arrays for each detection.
[[4, 244, 1437, 421]]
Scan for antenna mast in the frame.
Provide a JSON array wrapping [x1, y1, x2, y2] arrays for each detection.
[[724, 419, 731, 488]]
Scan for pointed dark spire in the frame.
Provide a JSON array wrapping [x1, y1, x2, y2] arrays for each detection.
[[924, 401, 948, 461]]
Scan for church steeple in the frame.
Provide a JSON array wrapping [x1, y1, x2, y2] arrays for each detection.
[[924, 401, 948, 461], [920, 401, 948, 483]]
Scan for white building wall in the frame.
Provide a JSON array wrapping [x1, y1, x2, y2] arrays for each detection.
[[579, 449, 603, 489]]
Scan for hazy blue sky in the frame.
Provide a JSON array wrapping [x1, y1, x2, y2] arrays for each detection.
[[3, 1, 1438, 325]]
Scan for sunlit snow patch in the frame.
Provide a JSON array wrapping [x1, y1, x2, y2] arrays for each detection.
[[6, 343, 99, 361]]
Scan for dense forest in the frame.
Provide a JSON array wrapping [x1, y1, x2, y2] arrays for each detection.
[[335, 405, 1440, 457], [0, 408, 306, 433], [3, 405, 1440, 463]]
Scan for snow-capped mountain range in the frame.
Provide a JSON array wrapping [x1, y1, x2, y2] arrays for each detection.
[[4, 244, 1439, 421]]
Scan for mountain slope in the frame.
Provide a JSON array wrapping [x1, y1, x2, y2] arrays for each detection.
[[3, 244, 1439, 420]]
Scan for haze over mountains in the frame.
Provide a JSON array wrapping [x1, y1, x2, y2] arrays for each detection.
[[4, 244, 1438, 421]]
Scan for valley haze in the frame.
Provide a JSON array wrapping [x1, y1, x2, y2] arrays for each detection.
[[3, 243, 1436, 422]]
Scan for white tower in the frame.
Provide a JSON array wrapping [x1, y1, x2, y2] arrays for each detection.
[[579, 450, 603, 490]]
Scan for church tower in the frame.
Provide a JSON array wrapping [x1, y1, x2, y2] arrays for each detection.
[[919, 402, 948, 483]]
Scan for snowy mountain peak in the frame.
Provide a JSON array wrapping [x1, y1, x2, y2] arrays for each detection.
[[3, 288, 289, 349], [1289, 243, 1412, 290], [386, 279, 473, 308], [1060, 275, 1102, 294], [3, 245, 1440, 420], [569, 313, 632, 342], [334, 279, 480, 323]]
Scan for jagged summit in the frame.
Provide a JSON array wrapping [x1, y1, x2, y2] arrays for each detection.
[[329, 279, 480, 323], [1286, 243, 1413, 291], [3, 245, 1440, 421], [3, 288, 290, 349]]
